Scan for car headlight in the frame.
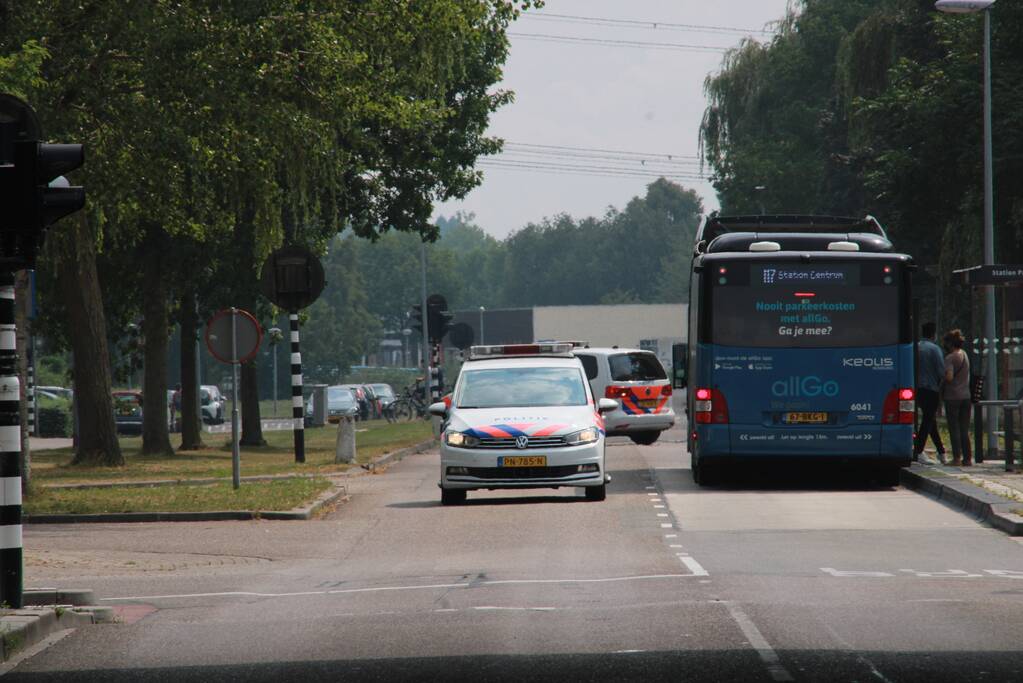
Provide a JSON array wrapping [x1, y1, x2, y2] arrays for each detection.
[[444, 431, 479, 448], [565, 427, 600, 446]]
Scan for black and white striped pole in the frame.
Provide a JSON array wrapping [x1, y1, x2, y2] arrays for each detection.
[[25, 337, 34, 439], [0, 274, 23, 608], [290, 312, 305, 464]]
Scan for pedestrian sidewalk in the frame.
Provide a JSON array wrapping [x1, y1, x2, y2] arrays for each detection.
[[903, 452, 1023, 536]]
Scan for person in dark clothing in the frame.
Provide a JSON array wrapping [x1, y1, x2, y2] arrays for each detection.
[[942, 328, 972, 466], [913, 322, 946, 462]]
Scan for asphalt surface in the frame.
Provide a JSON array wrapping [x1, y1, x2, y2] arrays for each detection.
[[11, 415, 1023, 682]]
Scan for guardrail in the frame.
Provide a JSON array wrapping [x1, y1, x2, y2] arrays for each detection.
[[974, 398, 1023, 471]]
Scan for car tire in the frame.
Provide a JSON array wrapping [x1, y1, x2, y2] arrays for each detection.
[[441, 489, 466, 506], [584, 484, 606, 501], [629, 431, 660, 446]]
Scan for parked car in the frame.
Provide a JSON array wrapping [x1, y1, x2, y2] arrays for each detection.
[[369, 383, 396, 414], [304, 386, 359, 426], [113, 390, 144, 435], [336, 384, 371, 420], [36, 385, 73, 402], [200, 385, 225, 424]]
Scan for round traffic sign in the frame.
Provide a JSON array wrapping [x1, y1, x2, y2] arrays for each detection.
[[260, 246, 326, 311], [205, 308, 263, 364]]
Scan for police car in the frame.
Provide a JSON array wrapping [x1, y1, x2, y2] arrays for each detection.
[[430, 343, 619, 505], [572, 347, 676, 445]]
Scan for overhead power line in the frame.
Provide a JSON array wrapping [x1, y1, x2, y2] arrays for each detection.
[[523, 12, 775, 37], [504, 141, 700, 161], [478, 158, 709, 182], [502, 149, 705, 169], [507, 32, 730, 53]]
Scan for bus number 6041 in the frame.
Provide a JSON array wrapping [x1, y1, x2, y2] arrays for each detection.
[[850, 403, 872, 411]]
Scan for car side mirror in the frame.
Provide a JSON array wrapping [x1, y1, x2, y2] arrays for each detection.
[[597, 398, 619, 413], [428, 401, 448, 417]]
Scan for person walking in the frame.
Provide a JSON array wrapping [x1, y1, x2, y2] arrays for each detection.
[[914, 322, 946, 462], [942, 329, 972, 466]]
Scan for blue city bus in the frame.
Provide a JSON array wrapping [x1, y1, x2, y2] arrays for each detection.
[[684, 215, 915, 485]]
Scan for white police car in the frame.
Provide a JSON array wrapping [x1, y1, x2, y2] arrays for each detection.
[[430, 343, 619, 505]]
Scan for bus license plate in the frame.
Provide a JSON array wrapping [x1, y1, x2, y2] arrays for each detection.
[[784, 412, 828, 424], [498, 456, 547, 467]]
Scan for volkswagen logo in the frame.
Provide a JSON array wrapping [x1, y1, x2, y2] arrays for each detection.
[[515, 435, 529, 450]]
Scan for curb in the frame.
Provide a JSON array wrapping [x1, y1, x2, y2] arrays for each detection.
[[901, 465, 1023, 536], [22, 438, 436, 524], [24, 482, 348, 524], [21, 589, 95, 606], [0, 607, 98, 663]]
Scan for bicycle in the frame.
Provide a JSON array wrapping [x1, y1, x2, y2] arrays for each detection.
[[391, 383, 428, 421]]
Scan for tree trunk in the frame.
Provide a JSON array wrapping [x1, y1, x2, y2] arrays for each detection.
[[140, 232, 173, 456], [178, 288, 204, 450], [54, 214, 123, 466], [240, 357, 265, 446]]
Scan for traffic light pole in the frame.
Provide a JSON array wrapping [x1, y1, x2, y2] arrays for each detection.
[[289, 312, 305, 463], [0, 273, 22, 608], [420, 242, 431, 396]]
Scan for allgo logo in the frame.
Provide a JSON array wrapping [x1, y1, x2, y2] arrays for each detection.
[[771, 375, 839, 398]]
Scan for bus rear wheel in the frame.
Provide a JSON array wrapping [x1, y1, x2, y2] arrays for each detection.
[[692, 456, 718, 487]]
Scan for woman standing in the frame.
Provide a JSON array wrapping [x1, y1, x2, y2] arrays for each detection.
[[942, 329, 972, 466]]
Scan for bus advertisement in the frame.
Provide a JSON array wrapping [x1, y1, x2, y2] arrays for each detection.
[[685, 215, 914, 485]]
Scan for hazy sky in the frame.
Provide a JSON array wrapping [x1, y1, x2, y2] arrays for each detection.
[[433, 0, 792, 238]]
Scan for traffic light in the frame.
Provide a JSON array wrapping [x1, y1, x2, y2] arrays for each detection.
[[0, 139, 84, 268], [410, 304, 424, 336], [426, 293, 451, 345]]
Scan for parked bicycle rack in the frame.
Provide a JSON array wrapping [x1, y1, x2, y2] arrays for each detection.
[[975, 399, 1023, 471]]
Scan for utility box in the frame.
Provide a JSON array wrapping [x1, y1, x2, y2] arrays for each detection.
[[310, 384, 328, 427]]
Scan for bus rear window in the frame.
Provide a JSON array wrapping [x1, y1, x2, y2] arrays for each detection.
[[707, 261, 903, 348], [609, 353, 667, 381]]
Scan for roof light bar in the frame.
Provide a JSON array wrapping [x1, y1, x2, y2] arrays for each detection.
[[469, 343, 574, 359]]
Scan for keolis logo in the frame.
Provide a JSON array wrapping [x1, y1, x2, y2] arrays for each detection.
[[771, 376, 839, 398], [842, 357, 894, 369]]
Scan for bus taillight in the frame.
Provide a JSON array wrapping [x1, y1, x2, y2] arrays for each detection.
[[882, 388, 915, 424], [694, 388, 729, 424]]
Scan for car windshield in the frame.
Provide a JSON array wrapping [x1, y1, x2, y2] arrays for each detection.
[[327, 388, 355, 405], [371, 384, 394, 399], [456, 367, 588, 408]]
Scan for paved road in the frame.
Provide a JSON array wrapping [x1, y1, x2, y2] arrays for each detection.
[[12, 421, 1023, 681]]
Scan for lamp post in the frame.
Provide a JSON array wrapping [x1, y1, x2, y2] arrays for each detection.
[[935, 0, 998, 458], [479, 306, 486, 345], [402, 327, 412, 367]]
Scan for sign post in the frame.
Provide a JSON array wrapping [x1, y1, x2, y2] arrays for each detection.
[[205, 308, 262, 489], [260, 247, 325, 464]]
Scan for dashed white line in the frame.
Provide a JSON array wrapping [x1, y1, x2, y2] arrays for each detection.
[[657, 513, 669, 518], [660, 523, 674, 528], [723, 601, 794, 682], [679, 556, 708, 577]]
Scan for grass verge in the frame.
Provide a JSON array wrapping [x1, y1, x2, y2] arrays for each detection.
[[24, 477, 332, 515], [31, 419, 433, 485]]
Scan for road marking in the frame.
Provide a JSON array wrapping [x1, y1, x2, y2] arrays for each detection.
[[660, 523, 673, 528], [723, 601, 794, 682], [821, 568, 894, 578], [645, 486, 656, 490], [824, 623, 895, 683], [613, 650, 646, 654], [679, 556, 708, 577], [664, 534, 677, 538], [656, 513, 669, 518], [472, 606, 557, 612], [899, 569, 983, 578], [653, 504, 665, 509], [670, 544, 683, 549], [100, 574, 707, 602], [984, 569, 1023, 578]]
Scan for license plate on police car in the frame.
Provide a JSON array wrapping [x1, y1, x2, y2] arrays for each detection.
[[498, 456, 547, 467], [639, 399, 659, 409], [784, 412, 828, 424]]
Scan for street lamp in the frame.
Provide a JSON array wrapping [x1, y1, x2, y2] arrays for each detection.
[[402, 327, 412, 368], [267, 326, 283, 417], [935, 0, 998, 458], [479, 306, 486, 345]]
